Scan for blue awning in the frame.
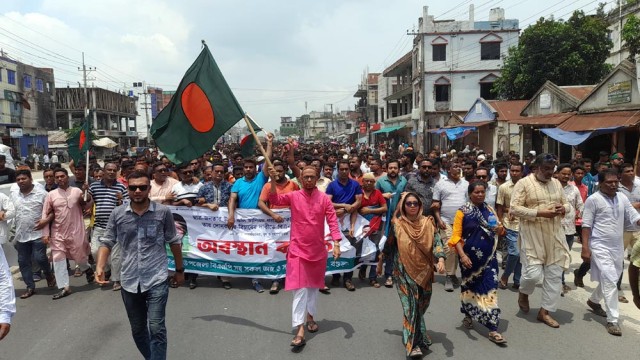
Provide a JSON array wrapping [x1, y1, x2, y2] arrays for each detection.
[[372, 125, 404, 134], [540, 126, 623, 146], [429, 127, 477, 140]]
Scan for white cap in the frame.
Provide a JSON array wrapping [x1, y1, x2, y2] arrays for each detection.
[[256, 156, 265, 162], [477, 155, 486, 161], [529, 150, 536, 156]]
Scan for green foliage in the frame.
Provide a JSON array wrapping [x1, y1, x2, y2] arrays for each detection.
[[622, 15, 640, 61], [494, 11, 612, 100]]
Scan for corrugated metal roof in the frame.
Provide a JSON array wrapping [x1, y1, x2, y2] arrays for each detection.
[[559, 85, 595, 101], [487, 100, 528, 122], [558, 110, 640, 131], [509, 112, 575, 126]]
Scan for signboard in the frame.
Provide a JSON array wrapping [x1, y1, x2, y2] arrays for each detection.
[[9, 128, 23, 138], [359, 121, 367, 134], [539, 92, 551, 109], [608, 80, 632, 105]]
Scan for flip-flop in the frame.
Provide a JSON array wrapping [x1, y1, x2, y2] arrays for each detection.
[[537, 313, 560, 328], [319, 286, 330, 294], [488, 333, 507, 345], [290, 336, 306, 353], [306, 320, 319, 333], [462, 316, 473, 329]]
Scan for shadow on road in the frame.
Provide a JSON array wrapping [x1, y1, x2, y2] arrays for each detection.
[[192, 314, 291, 334]]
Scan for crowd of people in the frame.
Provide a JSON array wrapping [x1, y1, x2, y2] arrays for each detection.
[[1, 137, 640, 359]]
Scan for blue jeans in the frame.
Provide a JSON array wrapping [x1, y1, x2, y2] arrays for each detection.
[[16, 240, 52, 289], [501, 229, 521, 285], [121, 281, 169, 360]]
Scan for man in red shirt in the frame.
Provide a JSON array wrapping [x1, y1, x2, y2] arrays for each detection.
[[357, 173, 387, 287]]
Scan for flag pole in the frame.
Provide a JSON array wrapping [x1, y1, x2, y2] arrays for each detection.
[[634, 125, 640, 175], [243, 114, 274, 170]]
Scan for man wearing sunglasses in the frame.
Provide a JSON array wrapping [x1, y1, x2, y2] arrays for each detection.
[[405, 159, 436, 216], [475, 167, 497, 209], [150, 162, 179, 204], [88, 162, 129, 291], [96, 171, 184, 360]]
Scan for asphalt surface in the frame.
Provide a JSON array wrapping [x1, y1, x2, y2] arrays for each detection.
[[1, 246, 639, 360]]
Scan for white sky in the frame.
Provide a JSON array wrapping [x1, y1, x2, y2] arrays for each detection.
[[0, 0, 617, 134]]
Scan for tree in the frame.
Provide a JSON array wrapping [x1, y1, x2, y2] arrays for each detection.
[[622, 15, 640, 61], [493, 11, 612, 100]]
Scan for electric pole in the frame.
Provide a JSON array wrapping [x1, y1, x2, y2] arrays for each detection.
[[78, 52, 96, 122], [135, 81, 152, 144]]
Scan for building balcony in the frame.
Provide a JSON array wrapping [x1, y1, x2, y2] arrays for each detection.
[[384, 83, 412, 101], [354, 84, 367, 98]]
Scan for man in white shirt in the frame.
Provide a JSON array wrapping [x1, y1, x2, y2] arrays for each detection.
[[0, 243, 15, 341], [582, 169, 640, 336]]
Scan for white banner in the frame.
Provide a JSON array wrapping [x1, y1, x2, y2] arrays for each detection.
[[167, 207, 383, 279]]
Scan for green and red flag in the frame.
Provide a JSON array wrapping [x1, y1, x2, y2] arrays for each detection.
[[239, 119, 262, 158], [67, 114, 92, 164], [151, 42, 246, 164]]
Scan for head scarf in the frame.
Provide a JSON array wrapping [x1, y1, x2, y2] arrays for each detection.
[[393, 192, 438, 290]]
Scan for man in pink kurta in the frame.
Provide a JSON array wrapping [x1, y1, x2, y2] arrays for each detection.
[[42, 168, 94, 300], [268, 166, 342, 351]]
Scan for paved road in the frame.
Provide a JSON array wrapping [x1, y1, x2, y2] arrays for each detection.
[[0, 246, 638, 360]]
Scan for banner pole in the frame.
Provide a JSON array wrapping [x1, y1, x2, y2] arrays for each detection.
[[243, 114, 274, 170], [634, 125, 640, 175], [84, 146, 90, 201]]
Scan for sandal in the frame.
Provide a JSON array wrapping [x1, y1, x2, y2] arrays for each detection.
[[369, 279, 381, 288], [537, 311, 560, 328], [290, 335, 306, 353], [587, 299, 607, 317], [384, 277, 393, 288], [488, 332, 507, 345], [462, 316, 473, 329], [306, 320, 319, 333], [499, 279, 508, 290], [73, 266, 82, 277], [20, 288, 35, 299], [344, 280, 356, 292], [618, 295, 629, 304], [409, 346, 423, 358], [606, 322, 622, 336], [52, 288, 72, 300], [319, 286, 331, 294]]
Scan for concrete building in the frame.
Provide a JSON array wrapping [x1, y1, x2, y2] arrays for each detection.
[[56, 87, 139, 150], [279, 116, 298, 137], [374, 52, 414, 146], [353, 73, 379, 144], [606, 1, 640, 66], [414, 5, 519, 152], [0, 54, 56, 158]]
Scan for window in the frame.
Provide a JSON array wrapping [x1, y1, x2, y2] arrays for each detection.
[[36, 78, 44, 92], [24, 74, 32, 88], [481, 42, 500, 60], [435, 84, 450, 102], [7, 70, 15, 85], [46, 82, 52, 92], [480, 82, 496, 100], [432, 44, 446, 61]]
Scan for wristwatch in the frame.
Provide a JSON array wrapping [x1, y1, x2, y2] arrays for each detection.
[[175, 268, 185, 273]]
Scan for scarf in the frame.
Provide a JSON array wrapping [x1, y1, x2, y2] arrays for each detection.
[[394, 199, 437, 290]]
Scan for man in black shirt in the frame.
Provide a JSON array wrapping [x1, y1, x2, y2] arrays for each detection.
[[0, 155, 16, 185]]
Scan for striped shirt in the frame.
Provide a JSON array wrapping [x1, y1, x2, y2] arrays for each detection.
[[89, 180, 129, 229]]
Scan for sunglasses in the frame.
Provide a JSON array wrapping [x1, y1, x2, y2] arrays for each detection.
[[213, 170, 224, 173], [405, 201, 419, 208], [128, 185, 149, 191], [156, 168, 168, 173], [421, 165, 432, 169], [476, 175, 488, 179]]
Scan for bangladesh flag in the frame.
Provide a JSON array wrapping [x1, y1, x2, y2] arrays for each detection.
[[239, 119, 262, 158], [67, 114, 91, 164], [150, 43, 245, 164]]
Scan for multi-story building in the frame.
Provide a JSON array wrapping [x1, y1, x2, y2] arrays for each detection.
[[606, 1, 640, 66], [279, 116, 299, 137], [414, 5, 519, 151], [353, 73, 379, 143], [56, 87, 139, 150], [375, 51, 414, 145], [0, 53, 56, 158]]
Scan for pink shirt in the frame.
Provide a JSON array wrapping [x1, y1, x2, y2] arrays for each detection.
[[42, 187, 86, 242], [269, 188, 342, 261]]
